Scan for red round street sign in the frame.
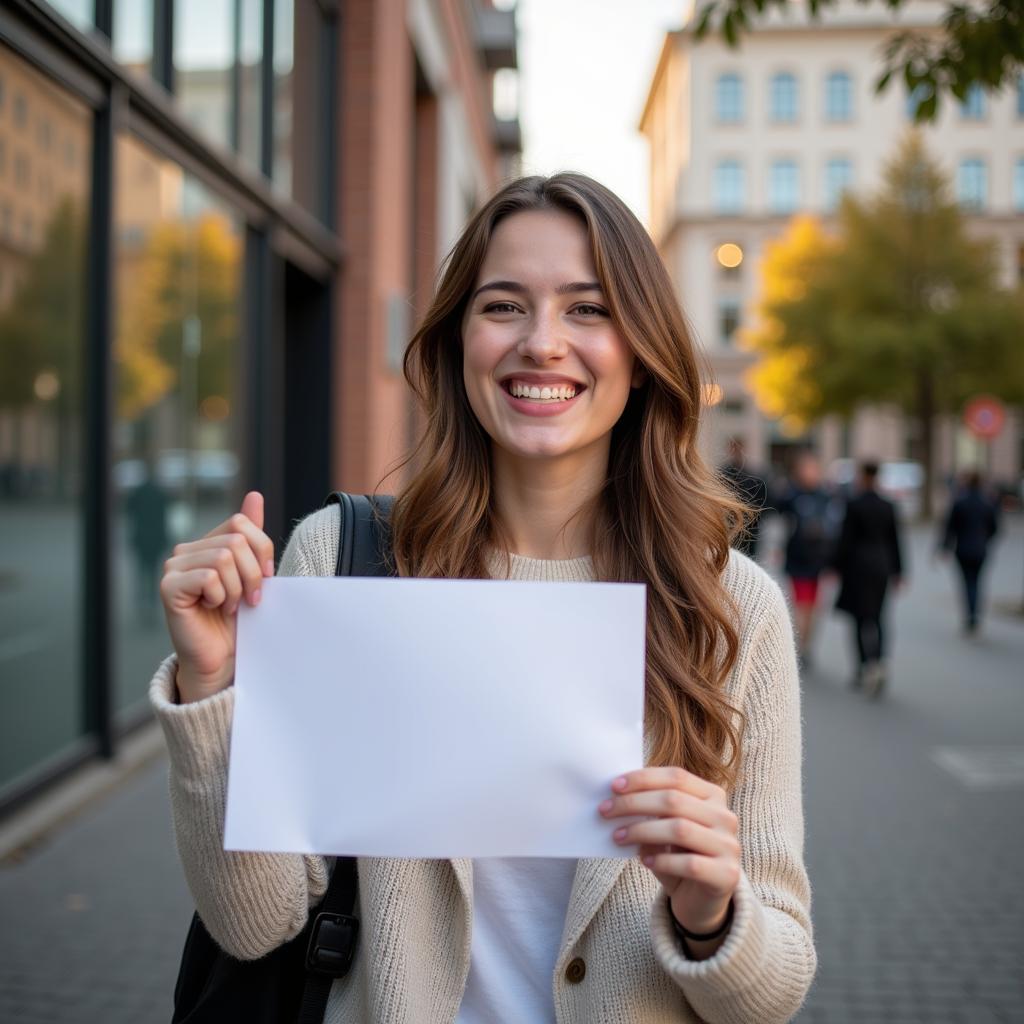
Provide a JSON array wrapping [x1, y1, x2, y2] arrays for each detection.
[[963, 395, 1006, 440]]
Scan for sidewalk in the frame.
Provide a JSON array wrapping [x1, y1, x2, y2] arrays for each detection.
[[1, 519, 1022, 1023]]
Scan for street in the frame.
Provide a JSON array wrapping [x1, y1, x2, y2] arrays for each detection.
[[0, 519, 1022, 1023]]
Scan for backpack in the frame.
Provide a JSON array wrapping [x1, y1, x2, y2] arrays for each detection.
[[171, 493, 395, 1024]]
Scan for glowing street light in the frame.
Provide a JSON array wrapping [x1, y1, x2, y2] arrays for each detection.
[[715, 243, 744, 269]]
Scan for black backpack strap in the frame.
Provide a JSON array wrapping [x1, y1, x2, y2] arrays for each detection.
[[296, 493, 395, 1024], [323, 492, 395, 578], [295, 857, 359, 1024]]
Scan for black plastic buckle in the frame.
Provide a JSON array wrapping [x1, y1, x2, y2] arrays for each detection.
[[305, 912, 360, 978]]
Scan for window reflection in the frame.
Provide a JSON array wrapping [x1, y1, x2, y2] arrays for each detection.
[[113, 0, 155, 79], [174, 0, 235, 150], [0, 44, 91, 793], [273, 0, 294, 193], [174, 0, 264, 162], [44, 0, 94, 32], [113, 136, 243, 714]]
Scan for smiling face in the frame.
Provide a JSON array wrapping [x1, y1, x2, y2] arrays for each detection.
[[461, 209, 641, 466]]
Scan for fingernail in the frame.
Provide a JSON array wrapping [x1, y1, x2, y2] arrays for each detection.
[[612, 776, 628, 791], [252, 589, 261, 606], [598, 799, 613, 815], [264, 560, 275, 577], [642, 855, 654, 867], [613, 827, 628, 842]]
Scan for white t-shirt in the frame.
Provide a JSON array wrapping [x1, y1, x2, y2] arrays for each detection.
[[455, 858, 578, 1023]]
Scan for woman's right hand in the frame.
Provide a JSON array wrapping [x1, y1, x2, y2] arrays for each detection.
[[160, 490, 276, 704]]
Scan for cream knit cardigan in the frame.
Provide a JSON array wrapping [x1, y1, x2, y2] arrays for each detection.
[[151, 505, 816, 1023]]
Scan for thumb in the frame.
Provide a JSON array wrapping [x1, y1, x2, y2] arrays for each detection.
[[241, 490, 264, 530]]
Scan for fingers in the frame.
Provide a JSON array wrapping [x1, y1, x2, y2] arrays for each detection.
[[165, 529, 270, 613], [160, 566, 228, 613], [240, 490, 264, 531], [205, 511, 275, 579], [611, 767, 722, 803], [599, 789, 726, 828], [636, 851, 741, 898], [614, 817, 740, 859], [164, 546, 249, 613]]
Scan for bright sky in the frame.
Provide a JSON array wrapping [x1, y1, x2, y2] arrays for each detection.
[[515, 0, 689, 227]]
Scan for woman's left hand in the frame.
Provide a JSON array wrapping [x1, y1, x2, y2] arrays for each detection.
[[599, 767, 741, 936]]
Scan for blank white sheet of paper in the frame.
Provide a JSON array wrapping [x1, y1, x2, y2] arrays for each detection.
[[223, 577, 646, 858]]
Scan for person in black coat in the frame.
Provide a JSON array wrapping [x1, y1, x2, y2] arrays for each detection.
[[833, 461, 903, 697], [720, 438, 769, 560], [939, 470, 999, 634]]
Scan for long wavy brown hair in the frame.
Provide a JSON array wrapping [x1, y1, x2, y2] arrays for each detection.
[[389, 173, 747, 788]]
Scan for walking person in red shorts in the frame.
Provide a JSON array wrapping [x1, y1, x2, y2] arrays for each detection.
[[776, 452, 837, 669]]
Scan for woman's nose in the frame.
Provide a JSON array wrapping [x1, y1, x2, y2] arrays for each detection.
[[517, 312, 567, 363]]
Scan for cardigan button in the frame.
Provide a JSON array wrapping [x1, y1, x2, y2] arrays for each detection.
[[565, 957, 586, 984]]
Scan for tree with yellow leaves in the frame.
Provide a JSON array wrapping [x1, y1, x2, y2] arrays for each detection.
[[743, 133, 1024, 518]]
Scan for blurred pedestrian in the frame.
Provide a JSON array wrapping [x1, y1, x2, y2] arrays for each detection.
[[776, 451, 836, 668], [720, 437, 769, 560], [939, 469, 999, 634], [124, 458, 171, 626], [832, 461, 903, 698]]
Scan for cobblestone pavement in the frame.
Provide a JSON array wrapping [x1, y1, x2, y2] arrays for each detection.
[[791, 517, 1024, 1024], [0, 519, 1021, 1023]]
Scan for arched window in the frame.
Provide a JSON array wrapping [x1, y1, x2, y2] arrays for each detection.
[[713, 160, 745, 212], [960, 83, 986, 120], [957, 158, 987, 210], [770, 72, 799, 123], [769, 159, 800, 213], [715, 73, 744, 124], [824, 71, 853, 122], [824, 158, 853, 210]]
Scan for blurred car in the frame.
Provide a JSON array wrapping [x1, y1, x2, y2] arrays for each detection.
[[827, 458, 923, 518], [114, 449, 239, 496]]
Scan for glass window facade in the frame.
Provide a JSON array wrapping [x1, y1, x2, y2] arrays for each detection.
[[824, 158, 853, 210], [44, 0, 95, 32], [960, 83, 986, 121], [769, 159, 800, 213], [770, 73, 798, 124], [957, 158, 987, 210], [824, 71, 853, 122], [0, 44, 92, 794], [112, 0, 155, 79], [174, 0, 237, 152], [0, 0, 344, 809], [715, 74, 744, 124], [713, 160, 745, 213], [112, 137, 243, 714]]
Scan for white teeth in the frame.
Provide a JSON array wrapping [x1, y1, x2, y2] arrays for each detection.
[[507, 381, 579, 402]]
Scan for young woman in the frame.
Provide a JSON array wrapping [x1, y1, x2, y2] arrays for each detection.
[[155, 173, 815, 1023]]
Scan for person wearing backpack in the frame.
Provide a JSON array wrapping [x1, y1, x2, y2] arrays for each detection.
[[775, 452, 837, 670], [153, 173, 815, 1023]]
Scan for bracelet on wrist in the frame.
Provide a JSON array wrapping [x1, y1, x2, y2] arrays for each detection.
[[669, 896, 734, 944]]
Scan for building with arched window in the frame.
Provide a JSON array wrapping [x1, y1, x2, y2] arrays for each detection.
[[640, 0, 1023, 485]]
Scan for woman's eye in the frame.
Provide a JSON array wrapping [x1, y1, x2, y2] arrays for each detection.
[[484, 301, 521, 314], [572, 303, 608, 317]]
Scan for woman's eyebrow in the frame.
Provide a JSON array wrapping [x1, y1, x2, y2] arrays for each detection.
[[471, 280, 603, 300]]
